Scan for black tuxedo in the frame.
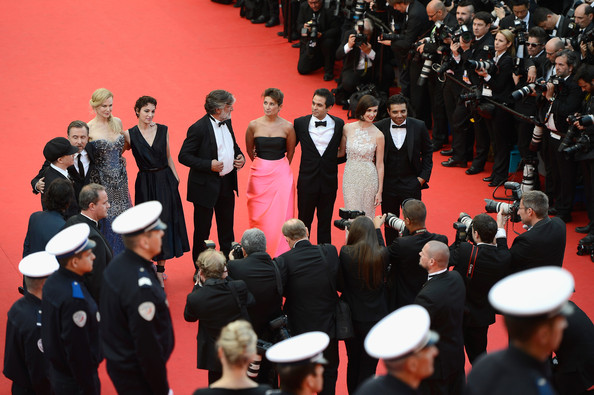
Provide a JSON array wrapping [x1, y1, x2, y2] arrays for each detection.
[[278, 240, 339, 395], [31, 145, 96, 201], [550, 15, 573, 39], [509, 216, 566, 273], [64, 214, 113, 303], [450, 238, 511, 363], [40, 166, 79, 218], [179, 114, 244, 261], [227, 252, 284, 337], [22, 210, 65, 258], [415, 270, 465, 394], [294, 114, 344, 244], [375, 117, 432, 244], [382, 229, 448, 311], [184, 278, 253, 374]]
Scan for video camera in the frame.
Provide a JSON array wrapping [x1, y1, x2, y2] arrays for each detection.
[[484, 182, 523, 223], [334, 208, 366, 230]]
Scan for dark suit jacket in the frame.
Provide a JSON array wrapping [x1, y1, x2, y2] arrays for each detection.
[[31, 145, 96, 200], [278, 240, 339, 336], [338, 246, 388, 322], [336, 29, 384, 75], [178, 114, 243, 207], [499, 15, 535, 31], [40, 167, 79, 218], [64, 214, 113, 303], [462, 33, 495, 86], [450, 238, 511, 327], [414, 270, 466, 380], [539, 74, 584, 135], [485, 53, 515, 103], [296, 2, 341, 42], [184, 278, 254, 371], [375, 116, 432, 193], [294, 115, 344, 195], [509, 216, 566, 273], [390, 0, 432, 60], [227, 252, 284, 338], [384, 229, 448, 310], [22, 210, 65, 257]]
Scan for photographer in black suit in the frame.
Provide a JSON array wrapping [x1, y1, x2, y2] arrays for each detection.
[[277, 219, 339, 395], [294, 89, 344, 244], [533, 7, 573, 38], [296, 0, 341, 81], [449, 213, 511, 364], [375, 199, 448, 311]]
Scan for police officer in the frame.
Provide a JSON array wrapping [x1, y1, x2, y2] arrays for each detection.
[[265, 331, 330, 395], [354, 305, 439, 394], [466, 267, 575, 395], [100, 201, 175, 395], [42, 223, 101, 394], [3, 252, 58, 394]]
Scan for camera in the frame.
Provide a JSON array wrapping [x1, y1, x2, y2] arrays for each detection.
[[269, 315, 291, 341], [453, 212, 474, 244], [567, 114, 594, 127], [577, 238, 594, 262], [509, 19, 528, 45], [418, 52, 437, 86], [302, 19, 319, 41], [484, 182, 523, 223], [334, 208, 365, 230], [511, 77, 549, 101], [466, 59, 495, 71], [247, 315, 292, 379], [231, 242, 244, 260], [452, 25, 472, 44], [354, 20, 367, 47], [385, 213, 406, 234], [380, 32, 405, 41]]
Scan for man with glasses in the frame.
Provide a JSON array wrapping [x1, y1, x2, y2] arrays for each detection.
[[496, 190, 566, 273], [179, 90, 246, 279]]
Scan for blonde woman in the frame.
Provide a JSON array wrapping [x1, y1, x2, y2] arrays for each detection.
[[88, 88, 132, 255], [193, 320, 272, 394]]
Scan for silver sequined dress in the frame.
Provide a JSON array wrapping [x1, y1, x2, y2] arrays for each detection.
[[342, 127, 378, 219], [89, 134, 132, 255]]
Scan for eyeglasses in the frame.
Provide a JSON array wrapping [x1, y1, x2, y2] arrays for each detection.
[[526, 43, 542, 47]]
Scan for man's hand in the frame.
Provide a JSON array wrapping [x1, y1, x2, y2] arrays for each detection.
[[360, 42, 372, 54], [545, 82, 555, 100], [493, 6, 506, 20], [417, 177, 425, 186], [211, 160, 224, 172], [526, 66, 537, 83], [373, 214, 386, 229], [378, 39, 391, 46], [347, 34, 356, 49], [234, 154, 245, 169], [496, 207, 509, 229], [417, 43, 425, 54], [36, 177, 45, 193]]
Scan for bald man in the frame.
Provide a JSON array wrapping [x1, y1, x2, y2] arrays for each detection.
[[414, 240, 465, 395]]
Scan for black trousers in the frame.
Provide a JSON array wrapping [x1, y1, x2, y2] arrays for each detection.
[[445, 79, 474, 163], [470, 116, 489, 171], [298, 188, 337, 245], [345, 320, 379, 394], [51, 367, 99, 395], [580, 158, 594, 226], [297, 37, 337, 76], [106, 361, 154, 394], [382, 183, 422, 246], [463, 324, 489, 365], [485, 107, 516, 182], [544, 133, 577, 216], [427, 73, 449, 146], [191, 174, 236, 265], [320, 338, 339, 395], [409, 59, 431, 129]]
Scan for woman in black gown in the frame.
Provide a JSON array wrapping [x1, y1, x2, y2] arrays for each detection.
[[125, 96, 190, 286]]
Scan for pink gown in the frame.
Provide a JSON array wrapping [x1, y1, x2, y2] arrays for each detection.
[[247, 137, 295, 257]]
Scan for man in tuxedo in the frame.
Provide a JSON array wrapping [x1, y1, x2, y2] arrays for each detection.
[[179, 90, 246, 271], [533, 7, 574, 38], [375, 199, 448, 311], [375, 94, 432, 245], [294, 89, 344, 244], [415, 240, 465, 395], [39, 137, 79, 218], [278, 219, 339, 395], [63, 183, 113, 303], [449, 213, 511, 364], [497, 190, 566, 272], [31, 121, 95, 200]]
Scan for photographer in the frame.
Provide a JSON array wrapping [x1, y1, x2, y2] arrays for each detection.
[[497, 0, 534, 58], [538, 49, 584, 222], [533, 7, 575, 39], [496, 190, 566, 273], [184, 250, 255, 384], [374, 199, 447, 311], [227, 228, 285, 385], [570, 64, 594, 243], [335, 18, 394, 100], [449, 213, 511, 364], [296, 0, 341, 81]]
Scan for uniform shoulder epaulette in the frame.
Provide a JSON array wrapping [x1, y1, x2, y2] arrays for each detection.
[[138, 267, 153, 288], [72, 281, 85, 299]]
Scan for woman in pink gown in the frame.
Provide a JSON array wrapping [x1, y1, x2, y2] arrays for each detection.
[[246, 88, 296, 257]]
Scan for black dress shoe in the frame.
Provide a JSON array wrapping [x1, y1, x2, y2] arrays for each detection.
[[323, 72, 334, 81], [233, 0, 243, 7], [277, 31, 287, 37], [576, 224, 592, 233], [251, 15, 267, 23], [483, 176, 494, 182], [441, 158, 467, 168], [440, 149, 454, 156], [432, 144, 443, 152], [465, 167, 482, 175], [291, 42, 301, 48], [488, 179, 505, 187], [580, 233, 594, 243], [265, 17, 280, 27]]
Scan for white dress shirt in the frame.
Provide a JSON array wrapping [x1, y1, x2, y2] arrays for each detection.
[[390, 120, 407, 149], [308, 115, 335, 156], [210, 117, 235, 176]]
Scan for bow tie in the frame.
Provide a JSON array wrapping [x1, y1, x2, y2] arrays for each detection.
[[315, 121, 327, 127], [210, 116, 226, 127], [218, 121, 226, 127], [392, 123, 406, 128]]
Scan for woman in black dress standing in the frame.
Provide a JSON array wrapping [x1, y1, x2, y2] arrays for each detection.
[[338, 215, 388, 394], [125, 95, 190, 286]]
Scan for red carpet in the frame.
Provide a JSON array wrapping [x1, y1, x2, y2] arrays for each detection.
[[1, 1, 593, 394]]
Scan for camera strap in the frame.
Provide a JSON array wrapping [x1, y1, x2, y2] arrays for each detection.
[[271, 257, 284, 296], [318, 245, 338, 295], [466, 245, 479, 279], [228, 280, 251, 321]]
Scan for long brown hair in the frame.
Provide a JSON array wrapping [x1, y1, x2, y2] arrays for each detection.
[[346, 216, 386, 289]]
